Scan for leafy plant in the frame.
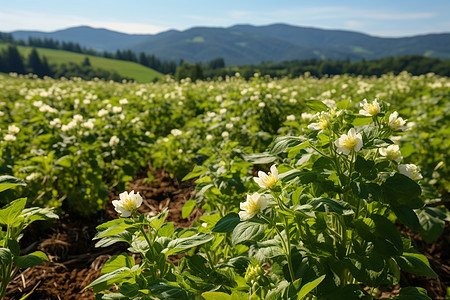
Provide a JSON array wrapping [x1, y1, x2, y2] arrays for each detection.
[[0, 175, 58, 299]]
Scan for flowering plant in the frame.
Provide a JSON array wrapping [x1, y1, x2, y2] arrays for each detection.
[[209, 98, 447, 299]]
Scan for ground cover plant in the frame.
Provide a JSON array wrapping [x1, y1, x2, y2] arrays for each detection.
[[0, 71, 449, 299]]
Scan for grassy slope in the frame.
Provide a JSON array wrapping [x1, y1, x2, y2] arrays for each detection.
[[0, 44, 163, 83]]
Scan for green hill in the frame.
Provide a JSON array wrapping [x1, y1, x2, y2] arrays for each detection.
[[0, 43, 162, 82]]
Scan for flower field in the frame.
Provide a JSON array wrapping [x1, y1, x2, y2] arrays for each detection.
[[1, 71, 449, 299]]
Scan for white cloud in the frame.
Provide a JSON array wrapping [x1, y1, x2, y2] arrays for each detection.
[[0, 9, 168, 34]]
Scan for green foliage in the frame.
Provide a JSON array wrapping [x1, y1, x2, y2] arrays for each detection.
[[0, 179, 58, 299]]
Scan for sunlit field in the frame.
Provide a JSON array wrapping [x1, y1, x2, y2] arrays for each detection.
[[1, 72, 449, 299]]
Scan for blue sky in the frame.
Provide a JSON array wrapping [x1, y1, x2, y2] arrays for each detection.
[[1, 0, 449, 37]]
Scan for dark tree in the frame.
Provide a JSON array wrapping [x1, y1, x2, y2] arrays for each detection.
[[28, 48, 44, 76], [82, 57, 91, 67], [5, 45, 25, 74]]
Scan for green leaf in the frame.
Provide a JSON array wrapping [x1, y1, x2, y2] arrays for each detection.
[[7, 239, 20, 256], [279, 169, 317, 184], [101, 253, 135, 274], [298, 275, 326, 299], [352, 116, 373, 127], [0, 175, 26, 192], [159, 222, 175, 237], [309, 198, 354, 216], [202, 292, 232, 300], [55, 155, 72, 167], [86, 267, 132, 290], [213, 213, 241, 233], [148, 281, 191, 299], [119, 282, 140, 298], [392, 205, 421, 232], [395, 254, 437, 278], [187, 254, 211, 276], [94, 218, 136, 240], [417, 207, 446, 243], [0, 248, 12, 265], [21, 207, 59, 225], [182, 165, 207, 181], [150, 208, 169, 230], [269, 136, 306, 155], [232, 220, 267, 245], [345, 254, 386, 286], [182, 200, 196, 219], [395, 287, 431, 300], [0, 197, 27, 226], [305, 99, 329, 112], [371, 214, 403, 256], [94, 231, 134, 248], [382, 173, 423, 208], [165, 233, 214, 255], [355, 156, 377, 180], [13, 251, 48, 269], [219, 256, 250, 273], [242, 152, 278, 164]]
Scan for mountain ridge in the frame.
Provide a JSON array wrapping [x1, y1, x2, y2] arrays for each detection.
[[10, 23, 450, 65]]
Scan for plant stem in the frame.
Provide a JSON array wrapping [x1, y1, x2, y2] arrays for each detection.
[[282, 215, 296, 282], [140, 225, 153, 249]]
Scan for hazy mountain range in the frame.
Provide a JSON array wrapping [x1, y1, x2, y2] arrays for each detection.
[[10, 24, 450, 65]]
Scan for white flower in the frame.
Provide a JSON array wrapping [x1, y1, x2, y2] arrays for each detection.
[[61, 120, 77, 132], [239, 192, 267, 221], [26, 172, 40, 181], [307, 112, 331, 131], [335, 128, 363, 155], [171, 129, 182, 136], [379, 145, 403, 162], [286, 115, 296, 121], [254, 164, 278, 189], [119, 98, 129, 105], [73, 114, 83, 122], [388, 111, 408, 131], [206, 134, 214, 141], [33, 100, 43, 107], [258, 102, 266, 108], [301, 112, 314, 122], [82, 121, 95, 130], [225, 123, 234, 130], [49, 118, 61, 128], [98, 109, 109, 117], [109, 135, 120, 147], [219, 108, 227, 114], [8, 125, 20, 134], [222, 131, 229, 138], [112, 190, 143, 217], [207, 112, 217, 118], [398, 164, 423, 180], [112, 106, 122, 113], [359, 99, 381, 116], [4, 134, 16, 142]]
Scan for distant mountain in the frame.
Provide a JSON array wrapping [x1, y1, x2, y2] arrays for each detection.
[[10, 24, 450, 65], [11, 26, 149, 52]]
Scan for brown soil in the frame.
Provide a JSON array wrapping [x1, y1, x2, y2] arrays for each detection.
[[4, 168, 197, 300], [4, 168, 449, 300]]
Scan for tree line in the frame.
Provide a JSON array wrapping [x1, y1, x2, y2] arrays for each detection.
[[201, 56, 450, 79], [2, 31, 449, 81], [1, 33, 177, 75], [0, 45, 129, 82]]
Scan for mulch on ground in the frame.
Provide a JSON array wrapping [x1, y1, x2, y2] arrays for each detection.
[[4, 168, 196, 300]]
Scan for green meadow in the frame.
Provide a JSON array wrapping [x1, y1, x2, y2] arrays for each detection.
[[0, 44, 163, 82]]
